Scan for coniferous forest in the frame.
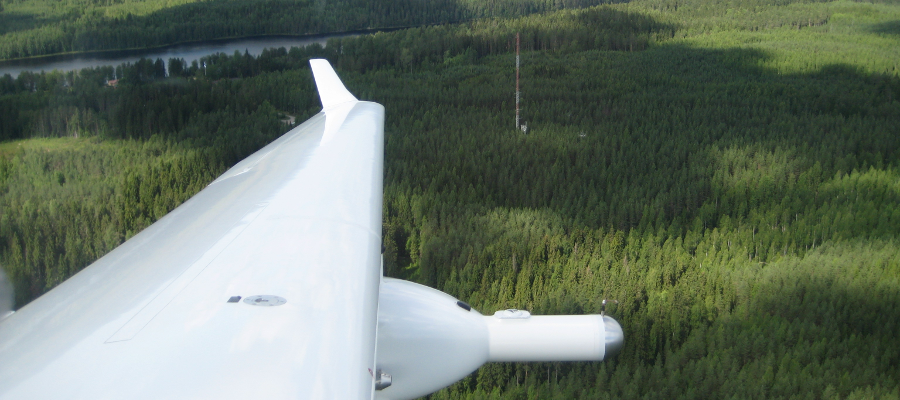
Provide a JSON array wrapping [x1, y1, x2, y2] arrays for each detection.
[[0, 0, 608, 60], [2, 0, 900, 398]]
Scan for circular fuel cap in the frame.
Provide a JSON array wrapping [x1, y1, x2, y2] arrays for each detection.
[[242, 295, 287, 306]]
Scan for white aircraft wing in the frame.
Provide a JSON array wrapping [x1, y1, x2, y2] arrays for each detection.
[[0, 60, 384, 399], [0, 60, 623, 400]]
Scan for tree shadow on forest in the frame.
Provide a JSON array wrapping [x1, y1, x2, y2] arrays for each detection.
[[381, 37, 900, 285], [372, 11, 900, 396], [639, 250, 900, 398], [869, 20, 900, 36], [1, 0, 625, 59], [0, 12, 67, 36], [748, 258, 900, 343]]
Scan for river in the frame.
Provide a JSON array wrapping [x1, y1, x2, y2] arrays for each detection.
[[0, 33, 358, 78]]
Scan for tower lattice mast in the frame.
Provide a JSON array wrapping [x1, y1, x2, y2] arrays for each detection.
[[515, 32, 520, 131]]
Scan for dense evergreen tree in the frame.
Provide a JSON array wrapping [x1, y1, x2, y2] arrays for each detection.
[[0, 0, 614, 60], [1, 0, 899, 398]]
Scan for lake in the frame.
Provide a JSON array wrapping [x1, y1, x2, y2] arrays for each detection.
[[0, 33, 359, 78]]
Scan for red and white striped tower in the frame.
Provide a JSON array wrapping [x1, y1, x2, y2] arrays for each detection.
[[515, 32, 520, 131]]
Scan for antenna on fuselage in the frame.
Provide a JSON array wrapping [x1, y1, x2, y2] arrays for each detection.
[[600, 299, 618, 316]]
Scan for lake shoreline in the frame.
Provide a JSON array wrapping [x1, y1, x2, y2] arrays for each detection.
[[0, 25, 412, 66]]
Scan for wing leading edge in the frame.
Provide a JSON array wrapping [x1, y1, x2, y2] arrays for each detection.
[[0, 60, 385, 399]]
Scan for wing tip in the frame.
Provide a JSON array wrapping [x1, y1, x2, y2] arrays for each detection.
[[310, 59, 357, 110]]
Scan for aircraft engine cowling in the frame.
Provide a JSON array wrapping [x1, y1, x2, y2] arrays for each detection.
[[375, 278, 489, 400], [375, 278, 624, 400]]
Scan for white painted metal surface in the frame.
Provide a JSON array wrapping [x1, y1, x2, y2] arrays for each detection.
[[493, 309, 531, 319], [375, 278, 489, 400], [310, 59, 358, 109], [486, 314, 612, 362], [0, 60, 384, 399], [374, 278, 625, 400]]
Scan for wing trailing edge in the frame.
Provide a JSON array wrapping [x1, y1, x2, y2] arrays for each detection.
[[310, 59, 358, 110]]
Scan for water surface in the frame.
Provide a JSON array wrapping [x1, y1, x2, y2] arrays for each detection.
[[0, 34, 355, 78]]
